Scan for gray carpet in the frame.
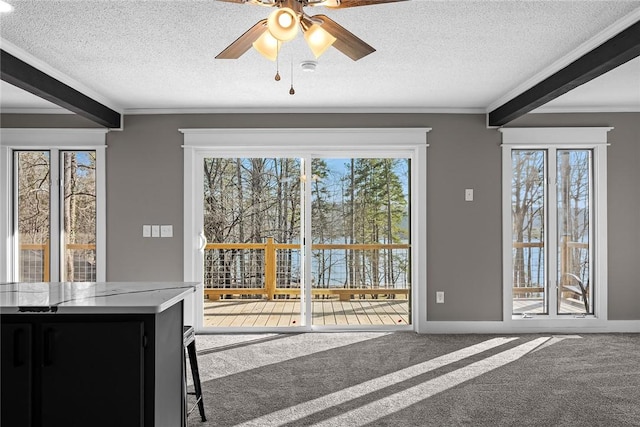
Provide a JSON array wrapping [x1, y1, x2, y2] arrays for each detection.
[[186, 333, 640, 427]]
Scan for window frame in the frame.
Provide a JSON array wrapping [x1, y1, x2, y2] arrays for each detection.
[[0, 128, 107, 282], [500, 127, 611, 324]]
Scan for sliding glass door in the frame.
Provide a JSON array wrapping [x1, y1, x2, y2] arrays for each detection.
[[200, 157, 303, 327], [310, 158, 410, 326], [196, 155, 412, 330], [182, 128, 428, 332]]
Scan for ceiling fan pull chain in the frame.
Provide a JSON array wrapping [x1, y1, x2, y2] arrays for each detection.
[[289, 57, 295, 95], [275, 41, 281, 81]]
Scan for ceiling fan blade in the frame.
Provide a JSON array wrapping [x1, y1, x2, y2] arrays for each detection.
[[313, 15, 375, 61], [325, 0, 407, 8], [215, 19, 268, 59]]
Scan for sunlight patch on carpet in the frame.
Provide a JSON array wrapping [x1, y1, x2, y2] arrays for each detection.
[[234, 336, 521, 427], [311, 337, 551, 427]]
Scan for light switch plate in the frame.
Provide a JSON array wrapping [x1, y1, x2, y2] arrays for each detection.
[[160, 225, 173, 238], [465, 188, 474, 202], [151, 225, 160, 237], [436, 291, 445, 303], [142, 225, 151, 237]]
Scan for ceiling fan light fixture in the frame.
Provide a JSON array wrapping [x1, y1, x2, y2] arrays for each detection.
[[303, 23, 336, 58], [252, 31, 281, 61], [0, 0, 14, 13], [267, 7, 300, 41], [319, 0, 341, 7]]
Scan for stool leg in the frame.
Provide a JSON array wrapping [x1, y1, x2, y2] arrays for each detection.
[[187, 341, 207, 422]]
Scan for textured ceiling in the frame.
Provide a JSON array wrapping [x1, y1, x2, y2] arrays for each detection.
[[1, 0, 639, 114]]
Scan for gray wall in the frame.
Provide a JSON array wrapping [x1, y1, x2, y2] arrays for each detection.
[[0, 113, 101, 128], [2, 112, 638, 321]]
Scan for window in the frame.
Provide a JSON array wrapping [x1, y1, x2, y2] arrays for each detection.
[[0, 129, 107, 282], [501, 128, 610, 320]]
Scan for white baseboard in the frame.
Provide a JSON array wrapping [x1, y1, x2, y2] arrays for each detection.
[[419, 320, 640, 334]]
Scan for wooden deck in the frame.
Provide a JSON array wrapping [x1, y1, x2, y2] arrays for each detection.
[[203, 299, 410, 327]]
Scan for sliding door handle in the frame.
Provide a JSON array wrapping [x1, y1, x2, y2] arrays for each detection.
[[198, 232, 208, 252]]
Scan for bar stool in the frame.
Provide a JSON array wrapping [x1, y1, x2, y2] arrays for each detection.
[[183, 326, 206, 425]]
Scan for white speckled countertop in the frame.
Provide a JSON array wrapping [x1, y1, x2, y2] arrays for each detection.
[[0, 282, 197, 314]]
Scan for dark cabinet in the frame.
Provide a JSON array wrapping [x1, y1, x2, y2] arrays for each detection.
[[1, 302, 183, 427], [1, 323, 33, 426], [40, 321, 144, 427]]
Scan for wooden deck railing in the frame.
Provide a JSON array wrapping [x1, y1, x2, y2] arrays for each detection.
[[20, 243, 51, 282], [512, 239, 589, 300], [205, 237, 410, 301], [19, 242, 96, 281]]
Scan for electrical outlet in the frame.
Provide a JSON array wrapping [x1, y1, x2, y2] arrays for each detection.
[[436, 291, 445, 304]]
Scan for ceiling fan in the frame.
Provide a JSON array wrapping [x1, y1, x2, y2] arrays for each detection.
[[215, 0, 406, 61]]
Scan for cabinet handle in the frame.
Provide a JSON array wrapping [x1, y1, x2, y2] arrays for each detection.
[[43, 328, 55, 366], [13, 328, 25, 367]]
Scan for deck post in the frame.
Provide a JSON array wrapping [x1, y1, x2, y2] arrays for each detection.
[[44, 241, 50, 281], [265, 237, 276, 300]]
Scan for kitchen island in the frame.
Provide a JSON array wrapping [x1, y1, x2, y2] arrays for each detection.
[[0, 281, 197, 427]]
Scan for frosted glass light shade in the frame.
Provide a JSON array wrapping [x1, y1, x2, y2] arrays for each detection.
[[252, 31, 281, 61], [267, 7, 299, 41], [303, 24, 336, 58], [0, 1, 14, 13]]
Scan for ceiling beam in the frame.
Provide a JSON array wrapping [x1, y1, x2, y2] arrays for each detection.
[[488, 20, 640, 127], [1, 49, 121, 128]]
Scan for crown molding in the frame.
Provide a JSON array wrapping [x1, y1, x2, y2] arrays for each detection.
[[1, 107, 73, 115], [124, 107, 486, 115], [530, 105, 640, 114]]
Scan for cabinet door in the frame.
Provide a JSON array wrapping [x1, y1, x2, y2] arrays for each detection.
[[41, 321, 144, 427], [1, 323, 33, 427]]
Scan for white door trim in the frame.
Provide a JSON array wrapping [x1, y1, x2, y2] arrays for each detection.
[[181, 128, 430, 333]]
